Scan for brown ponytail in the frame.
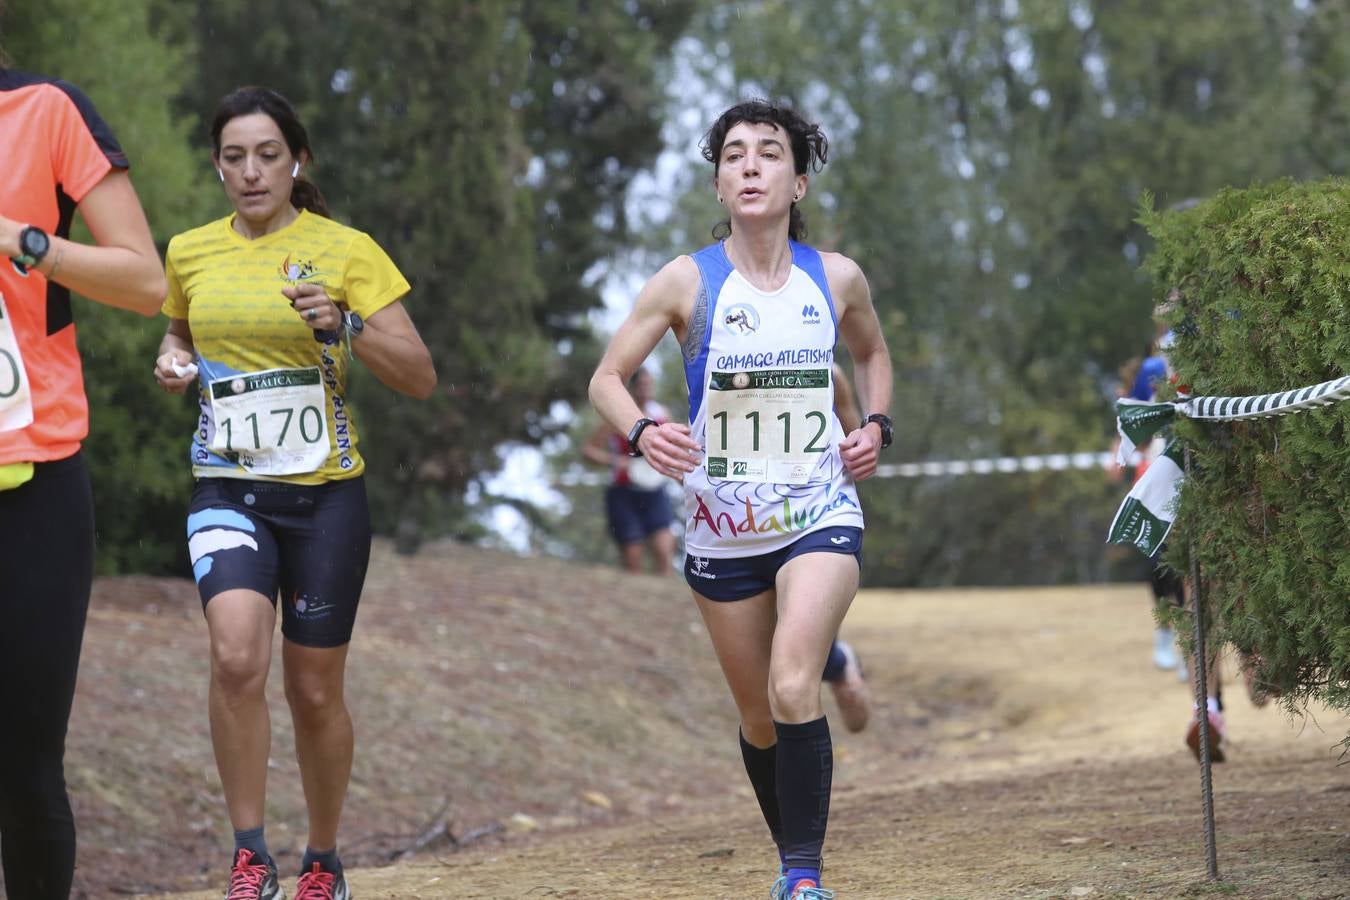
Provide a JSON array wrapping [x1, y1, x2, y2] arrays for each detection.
[[290, 178, 330, 218]]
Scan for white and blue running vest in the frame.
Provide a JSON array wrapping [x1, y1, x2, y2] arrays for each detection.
[[683, 240, 864, 558]]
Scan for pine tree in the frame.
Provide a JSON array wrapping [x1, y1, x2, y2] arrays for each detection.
[[1145, 180, 1350, 722]]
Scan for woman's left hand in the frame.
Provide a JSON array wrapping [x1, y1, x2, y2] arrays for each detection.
[[282, 281, 340, 333]]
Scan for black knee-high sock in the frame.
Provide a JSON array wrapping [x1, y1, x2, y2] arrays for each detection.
[[774, 716, 833, 871], [739, 730, 783, 855]]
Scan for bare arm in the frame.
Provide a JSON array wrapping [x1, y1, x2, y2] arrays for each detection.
[[347, 301, 437, 399], [0, 170, 165, 315], [589, 256, 703, 479], [284, 283, 437, 400], [832, 362, 862, 434], [827, 253, 893, 480]]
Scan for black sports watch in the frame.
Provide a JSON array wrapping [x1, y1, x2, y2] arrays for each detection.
[[343, 310, 365, 337], [12, 225, 50, 275], [863, 413, 893, 449], [626, 417, 657, 457]]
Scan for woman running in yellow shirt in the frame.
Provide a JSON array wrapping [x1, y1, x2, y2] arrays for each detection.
[[153, 86, 435, 900]]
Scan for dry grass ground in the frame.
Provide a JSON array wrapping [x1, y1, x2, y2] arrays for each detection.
[[28, 542, 1350, 899]]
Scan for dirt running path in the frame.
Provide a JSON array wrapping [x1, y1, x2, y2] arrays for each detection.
[[148, 585, 1350, 899]]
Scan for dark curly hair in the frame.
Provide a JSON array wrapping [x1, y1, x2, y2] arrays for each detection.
[[210, 86, 330, 218], [700, 99, 828, 242]]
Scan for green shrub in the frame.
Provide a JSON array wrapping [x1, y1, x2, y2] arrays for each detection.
[[1143, 180, 1350, 721]]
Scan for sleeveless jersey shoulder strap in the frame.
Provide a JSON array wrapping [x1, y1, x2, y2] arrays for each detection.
[[789, 240, 838, 327], [683, 244, 735, 425], [690, 243, 734, 304]]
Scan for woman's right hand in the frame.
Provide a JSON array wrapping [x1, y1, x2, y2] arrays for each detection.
[[154, 349, 198, 394], [638, 422, 703, 481]]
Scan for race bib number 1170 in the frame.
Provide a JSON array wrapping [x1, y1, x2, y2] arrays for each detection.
[[207, 366, 330, 476], [705, 368, 831, 484]]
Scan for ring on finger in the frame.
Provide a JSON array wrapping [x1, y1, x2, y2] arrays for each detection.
[[307, 309, 318, 321]]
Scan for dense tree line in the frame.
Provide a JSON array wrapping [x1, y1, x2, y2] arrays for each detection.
[[621, 0, 1350, 586], [4, 0, 695, 571], [9, 1, 1350, 583]]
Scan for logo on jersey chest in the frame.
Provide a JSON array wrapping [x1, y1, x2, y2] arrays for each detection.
[[801, 303, 821, 325], [279, 254, 322, 283], [722, 303, 760, 335]]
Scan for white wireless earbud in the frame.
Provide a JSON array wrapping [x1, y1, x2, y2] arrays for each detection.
[[291, 161, 300, 178], [216, 169, 224, 182]]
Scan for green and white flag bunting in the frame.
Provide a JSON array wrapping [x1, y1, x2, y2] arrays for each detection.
[[1109, 374, 1350, 557], [1115, 399, 1177, 465], [1107, 438, 1185, 557]]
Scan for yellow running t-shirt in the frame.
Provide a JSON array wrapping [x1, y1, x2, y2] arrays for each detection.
[[163, 210, 409, 484]]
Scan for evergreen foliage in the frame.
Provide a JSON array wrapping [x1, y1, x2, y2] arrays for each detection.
[[162, 0, 697, 550], [7, 1, 695, 569], [1145, 179, 1350, 715]]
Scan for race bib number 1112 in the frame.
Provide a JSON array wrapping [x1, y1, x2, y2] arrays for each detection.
[[705, 368, 831, 484]]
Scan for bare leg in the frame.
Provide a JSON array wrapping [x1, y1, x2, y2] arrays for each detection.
[[646, 528, 677, 575], [283, 641, 353, 853], [618, 542, 644, 573], [769, 554, 859, 724], [693, 588, 777, 746], [205, 589, 277, 831]]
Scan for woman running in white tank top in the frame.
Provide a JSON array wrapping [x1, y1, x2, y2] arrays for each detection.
[[589, 100, 894, 900]]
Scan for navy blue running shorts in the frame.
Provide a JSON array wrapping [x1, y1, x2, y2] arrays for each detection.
[[684, 526, 863, 601], [186, 476, 371, 648], [605, 483, 674, 545]]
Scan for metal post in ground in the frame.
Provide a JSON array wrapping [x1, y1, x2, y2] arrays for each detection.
[[1185, 444, 1219, 880]]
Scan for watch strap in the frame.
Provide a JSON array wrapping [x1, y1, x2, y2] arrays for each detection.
[[12, 225, 48, 275], [626, 417, 656, 457], [864, 413, 893, 449]]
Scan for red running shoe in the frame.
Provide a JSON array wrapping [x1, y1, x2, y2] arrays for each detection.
[[295, 862, 351, 900], [224, 848, 283, 900], [1185, 709, 1227, 763]]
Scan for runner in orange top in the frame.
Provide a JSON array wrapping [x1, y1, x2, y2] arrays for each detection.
[[0, 19, 165, 899]]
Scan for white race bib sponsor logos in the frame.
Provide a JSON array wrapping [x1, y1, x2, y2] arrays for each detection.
[[0, 291, 34, 433], [704, 368, 831, 484], [207, 366, 329, 475]]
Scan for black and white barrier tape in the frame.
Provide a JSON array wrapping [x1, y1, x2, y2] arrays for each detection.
[[558, 451, 1129, 487], [1177, 374, 1350, 421]]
